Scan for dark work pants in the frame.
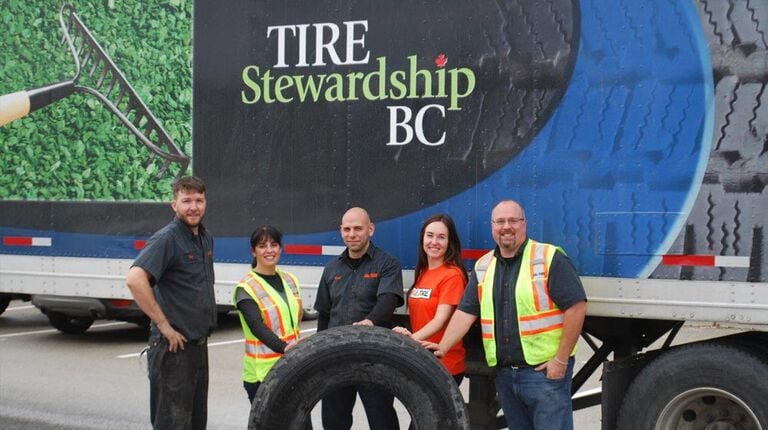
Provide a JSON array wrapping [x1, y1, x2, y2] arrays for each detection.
[[321, 386, 399, 430], [244, 380, 261, 405], [148, 334, 209, 430]]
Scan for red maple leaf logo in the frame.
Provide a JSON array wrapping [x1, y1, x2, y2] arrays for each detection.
[[435, 54, 447, 68]]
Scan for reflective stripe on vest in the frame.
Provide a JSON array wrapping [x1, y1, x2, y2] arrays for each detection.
[[245, 332, 299, 359], [246, 272, 285, 334], [476, 250, 498, 364], [233, 269, 302, 382], [519, 309, 564, 336], [245, 271, 302, 329], [529, 241, 554, 312], [477, 240, 572, 366], [475, 252, 494, 303], [480, 319, 494, 340]]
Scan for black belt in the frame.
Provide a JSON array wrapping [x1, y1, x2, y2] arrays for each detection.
[[504, 362, 533, 369]]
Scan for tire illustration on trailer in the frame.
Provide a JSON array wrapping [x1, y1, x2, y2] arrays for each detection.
[[616, 342, 768, 429], [248, 325, 469, 430], [650, 0, 768, 283], [1, 0, 729, 285], [194, 0, 579, 235]]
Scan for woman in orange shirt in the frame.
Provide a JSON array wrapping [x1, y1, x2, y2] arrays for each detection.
[[394, 214, 468, 385]]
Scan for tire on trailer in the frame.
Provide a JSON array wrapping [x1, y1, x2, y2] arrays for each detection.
[[249, 325, 469, 430], [301, 308, 319, 321], [616, 342, 768, 429], [46, 311, 95, 334], [0, 295, 10, 315]]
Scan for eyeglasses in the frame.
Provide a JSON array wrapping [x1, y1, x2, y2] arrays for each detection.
[[492, 217, 525, 226]]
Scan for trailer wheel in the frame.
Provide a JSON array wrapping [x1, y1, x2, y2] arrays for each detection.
[[46, 311, 94, 334], [301, 308, 318, 321], [616, 342, 768, 429], [0, 295, 10, 315], [249, 325, 469, 430]]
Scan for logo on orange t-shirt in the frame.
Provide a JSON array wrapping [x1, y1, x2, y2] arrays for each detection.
[[410, 288, 432, 299]]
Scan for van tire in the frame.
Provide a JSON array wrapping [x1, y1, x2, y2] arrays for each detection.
[[249, 325, 469, 430], [301, 308, 319, 321], [46, 311, 94, 334], [0, 295, 10, 315], [616, 342, 768, 429]]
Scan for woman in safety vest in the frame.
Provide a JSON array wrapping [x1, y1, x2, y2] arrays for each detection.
[[233, 226, 310, 428], [393, 214, 468, 385]]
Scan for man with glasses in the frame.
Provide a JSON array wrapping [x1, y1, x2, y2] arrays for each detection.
[[431, 200, 587, 430]]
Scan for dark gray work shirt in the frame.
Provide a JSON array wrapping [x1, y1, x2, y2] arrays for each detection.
[[458, 239, 586, 366], [132, 217, 216, 340], [314, 244, 405, 329]]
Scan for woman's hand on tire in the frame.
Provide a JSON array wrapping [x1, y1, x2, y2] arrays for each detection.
[[392, 326, 412, 337], [420, 340, 445, 358]]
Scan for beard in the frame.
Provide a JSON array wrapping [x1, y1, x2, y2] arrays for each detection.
[[177, 212, 203, 228]]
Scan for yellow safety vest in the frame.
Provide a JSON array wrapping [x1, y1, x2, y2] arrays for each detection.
[[476, 240, 574, 366], [233, 269, 302, 383]]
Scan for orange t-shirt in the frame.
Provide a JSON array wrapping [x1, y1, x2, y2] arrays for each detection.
[[408, 264, 467, 375]]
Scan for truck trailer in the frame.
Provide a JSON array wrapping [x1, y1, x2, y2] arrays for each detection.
[[1, 0, 767, 428]]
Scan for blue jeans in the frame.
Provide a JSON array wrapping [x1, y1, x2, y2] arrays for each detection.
[[495, 358, 574, 430]]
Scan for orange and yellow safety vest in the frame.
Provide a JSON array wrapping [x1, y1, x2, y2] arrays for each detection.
[[476, 240, 575, 366], [233, 269, 302, 382]]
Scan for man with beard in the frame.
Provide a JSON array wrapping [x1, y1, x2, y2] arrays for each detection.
[[432, 200, 587, 430], [126, 175, 216, 430]]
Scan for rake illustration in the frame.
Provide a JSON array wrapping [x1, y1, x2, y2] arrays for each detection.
[[0, 4, 189, 179]]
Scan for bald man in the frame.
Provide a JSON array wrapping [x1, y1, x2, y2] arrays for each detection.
[[313, 207, 404, 430]]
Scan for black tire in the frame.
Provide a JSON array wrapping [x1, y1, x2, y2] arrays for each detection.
[[217, 310, 231, 324], [725, 332, 768, 361], [134, 317, 151, 338], [301, 308, 319, 321], [249, 325, 469, 430], [46, 311, 95, 334], [616, 342, 768, 429], [0, 295, 10, 315]]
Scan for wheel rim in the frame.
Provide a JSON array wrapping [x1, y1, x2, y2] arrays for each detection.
[[655, 387, 762, 430]]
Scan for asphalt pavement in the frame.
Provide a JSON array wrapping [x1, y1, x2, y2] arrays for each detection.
[[1, 299, 740, 429]]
